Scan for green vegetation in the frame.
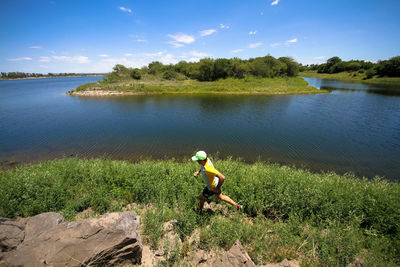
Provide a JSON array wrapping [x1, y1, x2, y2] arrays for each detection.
[[72, 76, 324, 95], [300, 56, 400, 85], [1, 158, 399, 266], [69, 55, 326, 95], [299, 71, 400, 86]]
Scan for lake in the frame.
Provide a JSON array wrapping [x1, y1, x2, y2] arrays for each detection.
[[0, 77, 399, 181]]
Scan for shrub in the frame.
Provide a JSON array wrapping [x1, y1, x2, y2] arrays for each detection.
[[162, 70, 177, 80], [130, 68, 142, 80]]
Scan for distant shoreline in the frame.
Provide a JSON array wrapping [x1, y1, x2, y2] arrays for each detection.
[[0, 74, 104, 81], [299, 71, 400, 86]]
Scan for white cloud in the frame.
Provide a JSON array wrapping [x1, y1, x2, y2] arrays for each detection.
[[200, 29, 217, 37], [168, 33, 195, 48], [271, 0, 280, 6], [249, 31, 257, 35], [119, 6, 132, 13], [29, 46, 42, 49], [124, 53, 133, 57], [314, 56, 325, 60], [52, 55, 90, 63], [231, 49, 244, 53], [286, 38, 297, 43], [160, 54, 179, 65], [187, 51, 210, 57], [249, 42, 263, 48], [219, 24, 230, 29], [142, 51, 163, 58], [39, 56, 51, 62], [135, 39, 148, 42], [98, 54, 109, 57], [8, 57, 32, 61], [179, 51, 210, 62], [169, 42, 184, 48], [40, 65, 49, 69], [270, 42, 281, 47]]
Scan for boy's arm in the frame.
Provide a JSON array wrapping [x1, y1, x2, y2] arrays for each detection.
[[193, 169, 202, 177]]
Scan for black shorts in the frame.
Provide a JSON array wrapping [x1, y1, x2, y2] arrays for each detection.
[[202, 186, 221, 198]]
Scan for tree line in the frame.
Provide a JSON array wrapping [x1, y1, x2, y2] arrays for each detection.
[[0, 72, 101, 79], [106, 55, 300, 82], [300, 56, 400, 79]]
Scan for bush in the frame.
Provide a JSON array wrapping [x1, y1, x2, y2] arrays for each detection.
[[130, 68, 141, 80], [162, 70, 177, 80], [365, 68, 376, 79]]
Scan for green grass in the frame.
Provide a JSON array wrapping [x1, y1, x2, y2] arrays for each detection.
[[69, 76, 327, 95], [300, 71, 400, 86], [0, 157, 399, 266]]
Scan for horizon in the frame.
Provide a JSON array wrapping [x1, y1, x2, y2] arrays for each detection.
[[1, 0, 400, 73]]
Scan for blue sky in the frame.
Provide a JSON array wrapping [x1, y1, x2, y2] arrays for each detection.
[[1, 0, 400, 73]]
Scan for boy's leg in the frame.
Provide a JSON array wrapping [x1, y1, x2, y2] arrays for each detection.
[[217, 193, 237, 206], [198, 194, 206, 211]]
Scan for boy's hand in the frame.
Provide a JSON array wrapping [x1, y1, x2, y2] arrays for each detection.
[[193, 171, 200, 177]]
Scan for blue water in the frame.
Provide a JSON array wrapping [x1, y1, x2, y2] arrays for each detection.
[[1, 76, 399, 181]]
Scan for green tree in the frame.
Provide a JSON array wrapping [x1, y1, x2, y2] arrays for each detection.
[[113, 64, 129, 73], [130, 68, 142, 80], [230, 58, 249, 78], [326, 56, 342, 67], [162, 70, 177, 80], [346, 62, 361, 72], [278, 57, 299, 76], [198, 58, 215, 81], [148, 61, 163, 75], [213, 58, 231, 80]]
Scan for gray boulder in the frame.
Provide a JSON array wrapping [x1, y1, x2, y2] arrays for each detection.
[[213, 240, 256, 267], [1, 211, 142, 266], [0, 218, 25, 252]]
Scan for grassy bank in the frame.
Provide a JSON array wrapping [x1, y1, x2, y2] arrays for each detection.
[[300, 71, 400, 86], [1, 158, 399, 266], [68, 76, 326, 96]]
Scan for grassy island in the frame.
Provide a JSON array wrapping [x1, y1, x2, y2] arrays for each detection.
[[68, 76, 324, 96], [1, 158, 399, 266], [300, 71, 400, 86], [67, 55, 326, 96], [300, 56, 400, 86]]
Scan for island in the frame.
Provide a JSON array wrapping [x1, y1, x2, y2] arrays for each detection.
[[67, 55, 327, 96], [299, 56, 400, 86]]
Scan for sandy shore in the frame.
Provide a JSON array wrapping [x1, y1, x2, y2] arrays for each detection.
[[67, 90, 156, 96]]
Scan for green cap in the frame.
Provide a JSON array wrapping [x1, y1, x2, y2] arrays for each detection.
[[192, 151, 207, 161]]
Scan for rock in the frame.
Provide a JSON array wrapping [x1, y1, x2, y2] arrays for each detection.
[[213, 240, 255, 267], [259, 259, 300, 267], [163, 219, 178, 232], [203, 202, 229, 215], [21, 212, 66, 242], [0, 218, 25, 251], [141, 245, 156, 267], [192, 249, 218, 266], [1, 212, 142, 266], [347, 257, 364, 267]]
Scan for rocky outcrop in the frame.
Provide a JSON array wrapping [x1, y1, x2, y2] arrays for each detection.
[[0, 212, 142, 266], [213, 240, 256, 267]]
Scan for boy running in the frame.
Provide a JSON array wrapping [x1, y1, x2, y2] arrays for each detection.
[[192, 151, 242, 211]]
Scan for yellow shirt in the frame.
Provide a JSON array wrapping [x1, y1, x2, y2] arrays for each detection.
[[200, 159, 220, 189]]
